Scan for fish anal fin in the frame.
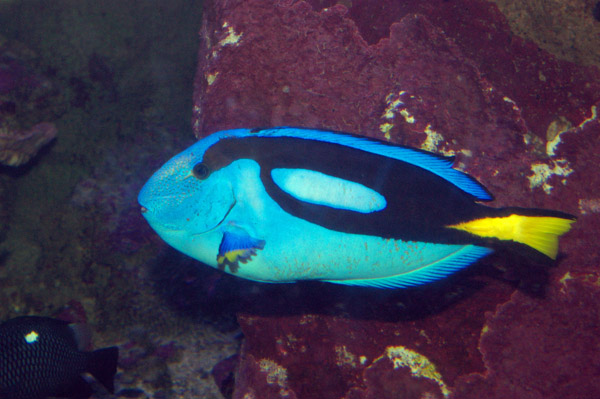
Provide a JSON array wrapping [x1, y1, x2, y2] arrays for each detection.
[[87, 346, 119, 393], [324, 245, 492, 289]]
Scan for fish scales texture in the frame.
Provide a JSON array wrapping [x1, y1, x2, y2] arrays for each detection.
[[0, 316, 118, 399], [138, 127, 575, 289]]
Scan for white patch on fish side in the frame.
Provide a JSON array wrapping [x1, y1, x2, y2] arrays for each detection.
[[24, 330, 38, 344], [271, 168, 387, 213]]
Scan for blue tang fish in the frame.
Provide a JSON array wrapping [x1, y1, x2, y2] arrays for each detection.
[[138, 127, 575, 288]]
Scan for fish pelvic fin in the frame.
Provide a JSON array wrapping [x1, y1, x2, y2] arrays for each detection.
[[447, 213, 576, 260]]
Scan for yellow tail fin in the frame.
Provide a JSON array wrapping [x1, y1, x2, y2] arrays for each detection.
[[447, 214, 575, 259]]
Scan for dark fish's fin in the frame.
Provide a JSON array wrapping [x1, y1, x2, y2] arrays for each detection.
[[69, 323, 92, 351], [87, 346, 119, 393], [447, 210, 576, 259], [248, 127, 494, 201], [52, 375, 93, 399], [324, 245, 493, 288], [217, 229, 266, 274]]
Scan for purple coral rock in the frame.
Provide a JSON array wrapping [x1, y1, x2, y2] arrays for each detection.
[[455, 281, 600, 399], [193, 0, 600, 397]]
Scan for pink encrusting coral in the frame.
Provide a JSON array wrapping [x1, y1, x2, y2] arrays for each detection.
[[193, 0, 600, 398]]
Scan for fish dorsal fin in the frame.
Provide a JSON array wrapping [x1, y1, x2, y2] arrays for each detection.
[[69, 323, 91, 351], [218, 127, 493, 201]]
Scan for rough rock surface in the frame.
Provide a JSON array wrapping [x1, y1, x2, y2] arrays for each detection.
[[0, 36, 60, 166], [0, 122, 56, 166], [192, 1, 600, 398]]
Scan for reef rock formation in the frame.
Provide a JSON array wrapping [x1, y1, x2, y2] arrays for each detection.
[[0, 122, 56, 166], [0, 35, 59, 166], [193, 1, 600, 398]]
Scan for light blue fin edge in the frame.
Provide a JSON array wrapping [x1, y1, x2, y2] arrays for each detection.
[[323, 245, 493, 289], [213, 127, 493, 201]]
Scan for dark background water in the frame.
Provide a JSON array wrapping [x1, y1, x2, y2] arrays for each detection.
[[0, 1, 245, 397]]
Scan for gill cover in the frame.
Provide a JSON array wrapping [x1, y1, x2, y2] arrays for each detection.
[[138, 140, 235, 236]]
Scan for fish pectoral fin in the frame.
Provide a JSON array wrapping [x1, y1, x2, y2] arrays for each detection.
[[217, 228, 265, 273], [447, 214, 575, 260], [324, 245, 493, 289]]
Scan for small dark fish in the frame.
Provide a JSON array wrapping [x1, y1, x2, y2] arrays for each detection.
[[0, 316, 118, 399]]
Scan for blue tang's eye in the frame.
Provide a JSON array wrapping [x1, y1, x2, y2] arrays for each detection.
[[192, 162, 210, 180]]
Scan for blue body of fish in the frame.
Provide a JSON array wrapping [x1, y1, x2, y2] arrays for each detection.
[[138, 127, 574, 288]]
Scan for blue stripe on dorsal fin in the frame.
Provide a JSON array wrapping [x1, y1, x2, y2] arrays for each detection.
[[216, 127, 493, 201], [323, 245, 493, 289]]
